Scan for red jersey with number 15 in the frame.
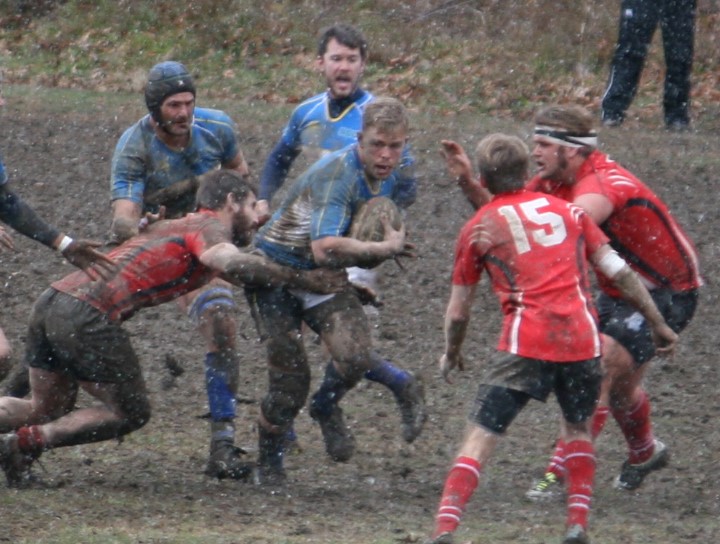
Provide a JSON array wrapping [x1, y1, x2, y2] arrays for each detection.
[[527, 150, 702, 297], [51, 211, 229, 322], [452, 189, 609, 362]]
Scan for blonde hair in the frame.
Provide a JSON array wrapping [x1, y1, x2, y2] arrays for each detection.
[[475, 133, 529, 193], [362, 96, 409, 133]]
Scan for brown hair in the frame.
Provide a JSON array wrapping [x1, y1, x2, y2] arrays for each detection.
[[534, 104, 595, 134], [317, 24, 368, 60], [475, 133, 529, 194], [195, 170, 255, 210], [534, 105, 596, 156]]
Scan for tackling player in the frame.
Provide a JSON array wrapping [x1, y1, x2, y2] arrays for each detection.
[[109, 61, 254, 479], [0, 170, 346, 488]]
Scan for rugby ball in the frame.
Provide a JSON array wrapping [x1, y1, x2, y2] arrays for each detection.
[[349, 197, 403, 242]]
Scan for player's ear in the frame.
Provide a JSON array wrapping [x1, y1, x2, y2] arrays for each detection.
[[565, 146, 581, 159], [225, 192, 239, 211]]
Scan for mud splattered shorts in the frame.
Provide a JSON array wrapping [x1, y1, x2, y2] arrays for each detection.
[[25, 288, 141, 383]]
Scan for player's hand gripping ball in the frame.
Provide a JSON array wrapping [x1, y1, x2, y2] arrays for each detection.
[[349, 196, 403, 242]]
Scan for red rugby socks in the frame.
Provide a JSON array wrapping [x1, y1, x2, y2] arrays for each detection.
[[433, 456, 482, 537]]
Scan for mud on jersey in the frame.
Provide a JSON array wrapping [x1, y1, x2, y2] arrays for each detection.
[[51, 211, 228, 322], [256, 144, 405, 270], [111, 107, 240, 217], [452, 190, 609, 361]]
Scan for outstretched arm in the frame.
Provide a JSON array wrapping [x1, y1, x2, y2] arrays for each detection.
[[311, 217, 415, 269], [0, 183, 61, 248], [199, 242, 348, 293], [441, 140, 491, 210], [0, 184, 115, 279]]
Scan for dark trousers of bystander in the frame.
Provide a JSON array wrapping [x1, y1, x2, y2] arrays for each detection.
[[601, 0, 696, 129]]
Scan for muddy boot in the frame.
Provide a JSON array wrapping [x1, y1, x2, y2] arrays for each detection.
[[204, 422, 252, 480], [396, 373, 427, 443], [310, 402, 356, 462], [0, 432, 37, 488], [253, 426, 287, 486]]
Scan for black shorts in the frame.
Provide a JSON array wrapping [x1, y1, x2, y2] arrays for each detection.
[[25, 288, 141, 383], [468, 352, 602, 434], [597, 288, 698, 365]]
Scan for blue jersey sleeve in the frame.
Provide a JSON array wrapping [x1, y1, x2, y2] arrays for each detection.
[[195, 109, 241, 166], [310, 154, 358, 240], [258, 138, 301, 202], [110, 121, 148, 204]]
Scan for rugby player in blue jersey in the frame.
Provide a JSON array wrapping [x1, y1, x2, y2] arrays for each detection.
[[257, 24, 425, 453], [249, 97, 419, 484], [109, 61, 253, 480], [257, 24, 416, 219]]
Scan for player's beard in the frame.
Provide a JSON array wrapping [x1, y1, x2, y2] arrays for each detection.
[[159, 113, 194, 137], [232, 224, 256, 248], [541, 147, 569, 180]]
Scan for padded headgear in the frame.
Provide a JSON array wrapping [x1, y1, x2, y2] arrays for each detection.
[[144, 61, 196, 122]]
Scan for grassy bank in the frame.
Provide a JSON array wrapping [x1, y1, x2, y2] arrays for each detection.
[[1, 1, 719, 119]]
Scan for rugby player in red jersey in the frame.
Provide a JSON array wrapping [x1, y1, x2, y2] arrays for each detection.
[[426, 134, 677, 544], [0, 170, 347, 487], [443, 105, 701, 499]]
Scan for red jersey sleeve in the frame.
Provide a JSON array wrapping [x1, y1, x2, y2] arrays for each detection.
[[575, 204, 610, 256], [451, 214, 484, 286]]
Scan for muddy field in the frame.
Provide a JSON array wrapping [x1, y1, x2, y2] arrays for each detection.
[[1, 89, 719, 544]]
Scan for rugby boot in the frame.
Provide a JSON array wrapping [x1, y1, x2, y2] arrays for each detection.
[[562, 524, 590, 544], [204, 439, 253, 480], [310, 403, 356, 462], [253, 426, 287, 486], [526, 471, 563, 501], [0, 432, 36, 488], [396, 373, 427, 443], [424, 532, 454, 544], [614, 439, 669, 490]]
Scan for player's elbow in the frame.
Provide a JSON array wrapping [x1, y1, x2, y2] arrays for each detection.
[[110, 216, 139, 244]]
